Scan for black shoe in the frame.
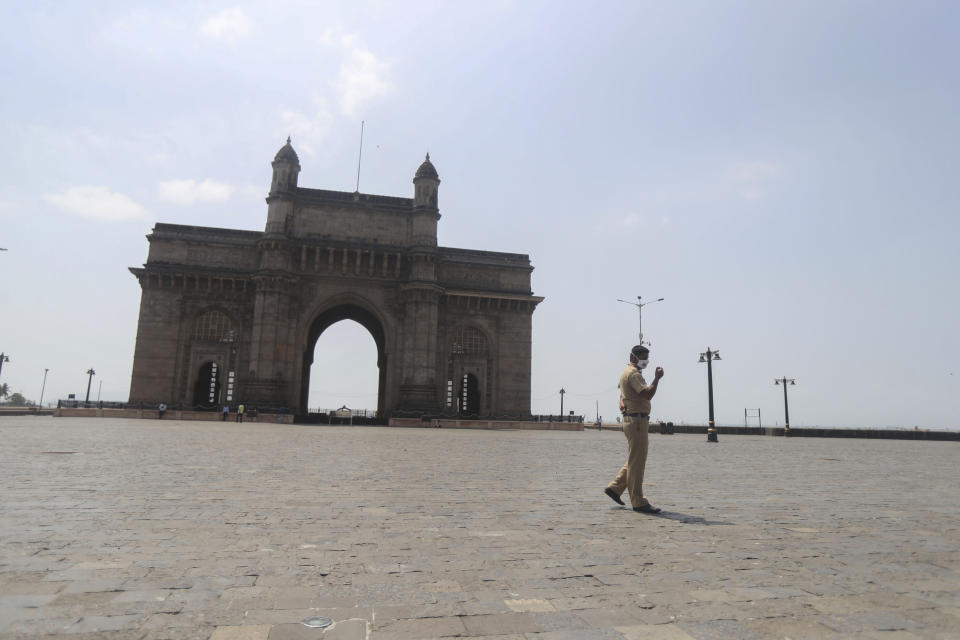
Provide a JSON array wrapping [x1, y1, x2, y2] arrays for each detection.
[[633, 504, 661, 513], [604, 488, 625, 505]]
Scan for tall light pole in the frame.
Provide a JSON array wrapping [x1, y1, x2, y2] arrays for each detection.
[[559, 388, 566, 420], [85, 368, 96, 405], [617, 296, 665, 346], [0, 352, 9, 379], [698, 348, 721, 442], [38, 368, 49, 410], [774, 377, 796, 435], [219, 330, 237, 406]]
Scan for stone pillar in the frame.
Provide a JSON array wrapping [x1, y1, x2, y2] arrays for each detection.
[[128, 275, 182, 404], [246, 235, 299, 408], [496, 308, 535, 416], [397, 281, 442, 413]]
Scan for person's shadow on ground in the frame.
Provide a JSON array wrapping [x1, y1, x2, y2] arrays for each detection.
[[610, 506, 734, 526]]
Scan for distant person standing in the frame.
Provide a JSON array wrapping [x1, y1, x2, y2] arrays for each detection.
[[158, 402, 167, 419], [236, 403, 245, 423], [604, 345, 664, 513], [221, 405, 229, 421]]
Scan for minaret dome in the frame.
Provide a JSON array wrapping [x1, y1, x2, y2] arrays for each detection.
[[413, 153, 440, 209], [270, 137, 301, 193]]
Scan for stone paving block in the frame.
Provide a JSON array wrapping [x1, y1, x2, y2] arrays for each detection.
[[222, 608, 316, 625], [209, 625, 272, 640], [616, 624, 698, 640], [370, 615, 465, 639], [460, 612, 541, 635], [320, 619, 367, 640], [900, 605, 960, 631], [676, 618, 766, 640], [574, 606, 648, 627], [529, 610, 592, 632], [111, 588, 172, 603], [0, 593, 59, 614], [266, 623, 327, 640], [505, 598, 555, 612], [67, 614, 142, 632], [741, 615, 841, 638], [62, 579, 127, 595], [817, 609, 927, 633], [6, 615, 82, 636], [522, 630, 624, 639], [141, 612, 209, 630], [0, 581, 68, 596]]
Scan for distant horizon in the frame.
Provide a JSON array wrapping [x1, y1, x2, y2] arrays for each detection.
[[1, 402, 956, 434]]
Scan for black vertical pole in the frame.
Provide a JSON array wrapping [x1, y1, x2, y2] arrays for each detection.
[[85, 369, 95, 404], [706, 351, 715, 428], [782, 379, 790, 429]]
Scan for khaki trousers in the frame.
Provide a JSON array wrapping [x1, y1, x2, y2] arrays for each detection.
[[607, 415, 650, 509]]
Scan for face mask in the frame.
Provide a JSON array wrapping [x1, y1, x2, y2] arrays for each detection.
[[636, 359, 649, 369]]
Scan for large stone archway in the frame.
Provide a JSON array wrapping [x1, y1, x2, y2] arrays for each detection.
[[128, 140, 542, 418], [300, 301, 388, 415]]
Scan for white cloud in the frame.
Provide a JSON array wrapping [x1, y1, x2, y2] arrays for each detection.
[[158, 179, 234, 205], [201, 7, 252, 43], [278, 97, 334, 157], [274, 32, 388, 154], [335, 34, 390, 116], [724, 161, 781, 201], [616, 213, 642, 228], [44, 186, 148, 222], [647, 160, 784, 210]]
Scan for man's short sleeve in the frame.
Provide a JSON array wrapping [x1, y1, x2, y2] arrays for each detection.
[[628, 370, 647, 395]]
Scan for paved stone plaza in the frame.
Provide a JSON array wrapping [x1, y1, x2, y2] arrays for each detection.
[[1, 417, 958, 639]]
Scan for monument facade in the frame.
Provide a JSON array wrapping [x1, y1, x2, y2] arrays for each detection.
[[128, 139, 542, 417]]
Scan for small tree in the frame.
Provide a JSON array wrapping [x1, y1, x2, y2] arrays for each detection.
[[7, 392, 31, 406], [0, 382, 9, 399]]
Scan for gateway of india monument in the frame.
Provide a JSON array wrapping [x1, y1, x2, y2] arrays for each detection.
[[128, 139, 542, 419]]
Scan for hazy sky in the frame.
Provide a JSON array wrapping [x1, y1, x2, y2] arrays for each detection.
[[2, 1, 958, 429]]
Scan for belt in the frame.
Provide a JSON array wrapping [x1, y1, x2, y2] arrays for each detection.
[[623, 412, 649, 418]]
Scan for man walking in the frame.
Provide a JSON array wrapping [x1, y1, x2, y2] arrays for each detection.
[[236, 403, 245, 423], [604, 345, 664, 513]]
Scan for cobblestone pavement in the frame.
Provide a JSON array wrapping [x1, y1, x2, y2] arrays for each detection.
[[1, 417, 958, 640]]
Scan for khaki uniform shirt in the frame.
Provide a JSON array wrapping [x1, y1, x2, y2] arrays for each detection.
[[619, 364, 651, 415]]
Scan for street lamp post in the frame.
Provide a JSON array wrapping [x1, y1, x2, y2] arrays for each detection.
[[0, 352, 9, 379], [559, 388, 566, 421], [617, 296, 665, 346], [85, 368, 96, 405], [219, 330, 237, 406], [774, 377, 797, 435], [698, 348, 722, 442], [38, 368, 49, 410]]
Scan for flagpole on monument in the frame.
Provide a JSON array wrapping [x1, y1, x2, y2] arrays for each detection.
[[355, 120, 364, 192]]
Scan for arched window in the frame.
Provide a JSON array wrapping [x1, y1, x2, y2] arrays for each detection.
[[451, 326, 487, 356], [194, 309, 233, 341], [448, 326, 488, 414]]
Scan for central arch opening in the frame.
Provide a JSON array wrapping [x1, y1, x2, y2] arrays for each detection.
[[300, 304, 386, 419]]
